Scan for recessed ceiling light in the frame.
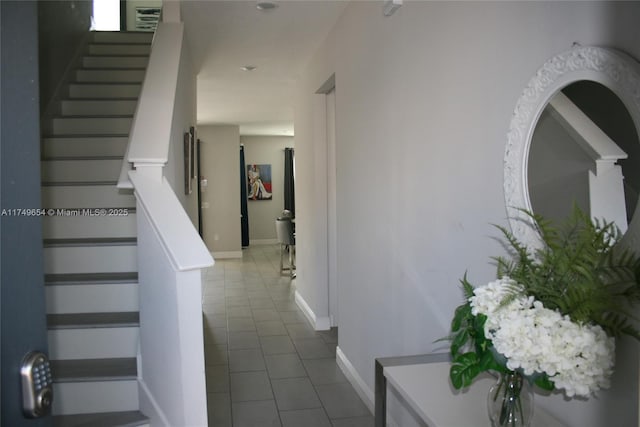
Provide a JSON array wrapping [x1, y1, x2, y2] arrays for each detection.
[[256, 1, 278, 11], [241, 65, 257, 72]]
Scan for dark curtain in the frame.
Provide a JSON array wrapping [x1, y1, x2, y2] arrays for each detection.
[[240, 146, 250, 247], [284, 148, 295, 216], [196, 139, 203, 237]]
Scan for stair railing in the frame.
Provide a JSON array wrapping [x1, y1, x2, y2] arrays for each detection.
[[117, 20, 213, 427], [547, 91, 629, 232]]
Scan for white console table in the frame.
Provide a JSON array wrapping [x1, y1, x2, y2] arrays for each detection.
[[375, 354, 565, 427]]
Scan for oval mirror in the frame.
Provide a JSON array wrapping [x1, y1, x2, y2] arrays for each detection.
[[504, 46, 640, 250]]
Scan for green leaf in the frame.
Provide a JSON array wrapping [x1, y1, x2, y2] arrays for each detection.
[[450, 329, 469, 357], [534, 375, 555, 391], [451, 303, 470, 332], [450, 352, 480, 389]]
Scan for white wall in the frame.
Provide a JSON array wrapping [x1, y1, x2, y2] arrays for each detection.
[[241, 135, 294, 243], [294, 2, 640, 426], [164, 31, 199, 228], [199, 125, 242, 258]]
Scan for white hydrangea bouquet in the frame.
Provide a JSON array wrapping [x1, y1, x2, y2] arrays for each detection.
[[447, 208, 640, 425]]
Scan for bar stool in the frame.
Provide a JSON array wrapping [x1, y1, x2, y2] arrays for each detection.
[[275, 217, 295, 277]]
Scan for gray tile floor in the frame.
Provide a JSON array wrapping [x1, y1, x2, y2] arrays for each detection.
[[202, 244, 374, 427]]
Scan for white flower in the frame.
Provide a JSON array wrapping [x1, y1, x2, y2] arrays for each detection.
[[470, 278, 616, 398]]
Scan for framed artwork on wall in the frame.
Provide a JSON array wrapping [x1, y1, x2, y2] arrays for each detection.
[[184, 132, 192, 194], [247, 164, 272, 200], [189, 126, 196, 179]]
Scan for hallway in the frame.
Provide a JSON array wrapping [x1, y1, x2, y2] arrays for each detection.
[[202, 245, 373, 427]]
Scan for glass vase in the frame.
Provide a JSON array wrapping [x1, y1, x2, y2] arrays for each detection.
[[487, 371, 533, 427]]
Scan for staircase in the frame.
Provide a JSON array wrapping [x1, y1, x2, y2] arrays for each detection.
[[41, 31, 152, 427]]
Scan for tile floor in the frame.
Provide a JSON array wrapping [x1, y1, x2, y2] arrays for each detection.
[[201, 244, 374, 427]]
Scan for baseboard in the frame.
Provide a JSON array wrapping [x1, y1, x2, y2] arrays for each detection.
[[294, 290, 331, 331], [249, 238, 278, 245], [335, 346, 375, 414], [211, 251, 242, 259], [138, 378, 171, 427]]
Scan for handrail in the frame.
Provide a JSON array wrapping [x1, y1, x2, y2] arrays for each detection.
[[117, 22, 185, 188], [548, 92, 628, 172]]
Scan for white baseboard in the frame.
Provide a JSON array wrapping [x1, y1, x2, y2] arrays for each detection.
[[211, 251, 242, 259], [249, 238, 278, 245], [138, 379, 171, 427], [335, 346, 375, 414], [294, 290, 331, 331]]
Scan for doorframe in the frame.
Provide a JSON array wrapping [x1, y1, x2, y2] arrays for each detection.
[[316, 75, 338, 327]]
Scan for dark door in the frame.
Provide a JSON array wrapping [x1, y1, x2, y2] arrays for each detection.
[[1, 2, 52, 426], [240, 146, 250, 247]]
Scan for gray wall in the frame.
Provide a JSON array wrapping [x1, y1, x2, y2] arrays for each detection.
[[38, 0, 92, 113], [241, 135, 294, 242], [528, 109, 592, 224], [199, 125, 242, 257], [1, 2, 50, 425], [294, 2, 640, 425]]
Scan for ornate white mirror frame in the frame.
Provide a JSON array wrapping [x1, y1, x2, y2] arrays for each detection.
[[504, 45, 640, 250]]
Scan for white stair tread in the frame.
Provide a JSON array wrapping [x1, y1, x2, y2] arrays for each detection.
[[42, 136, 128, 158], [53, 410, 149, 427], [52, 380, 139, 415]]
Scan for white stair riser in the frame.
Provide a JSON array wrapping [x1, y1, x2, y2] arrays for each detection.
[[42, 159, 122, 182], [76, 69, 146, 83], [92, 32, 153, 44], [49, 327, 138, 360], [61, 99, 137, 116], [46, 283, 138, 314], [44, 245, 137, 274], [42, 137, 128, 158], [51, 117, 133, 135], [83, 56, 149, 69], [69, 84, 141, 99], [89, 44, 151, 55], [44, 213, 136, 239], [42, 186, 135, 208], [52, 380, 139, 415]]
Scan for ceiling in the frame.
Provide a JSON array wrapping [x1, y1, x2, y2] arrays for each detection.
[[180, 0, 348, 136]]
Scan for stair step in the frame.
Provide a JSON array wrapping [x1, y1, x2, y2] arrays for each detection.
[[83, 56, 149, 69], [92, 31, 154, 44], [48, 312, 139, 329], [42, 183, 135, 208], [61, 99, 138, 116], [44, 241, 137, 274], [49, 116, 133, 135], [46, 281, 138, 314], [49, 327, 138, 360], [46, 272, 138, 285], [52, 380, 139, 416], [52, 358, 137, 382], [76, 69, 146, 83], [45, 273, 139, 315], [43, 209, 136, 240], [46, 284, 138, 314], [42, 158, 122, 183], [89, 44, 151, 56], [42, 136, 128, 158], [69, 83, 141, 99], [44, 237, 137, 247], [54, 410, 149, 427]]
